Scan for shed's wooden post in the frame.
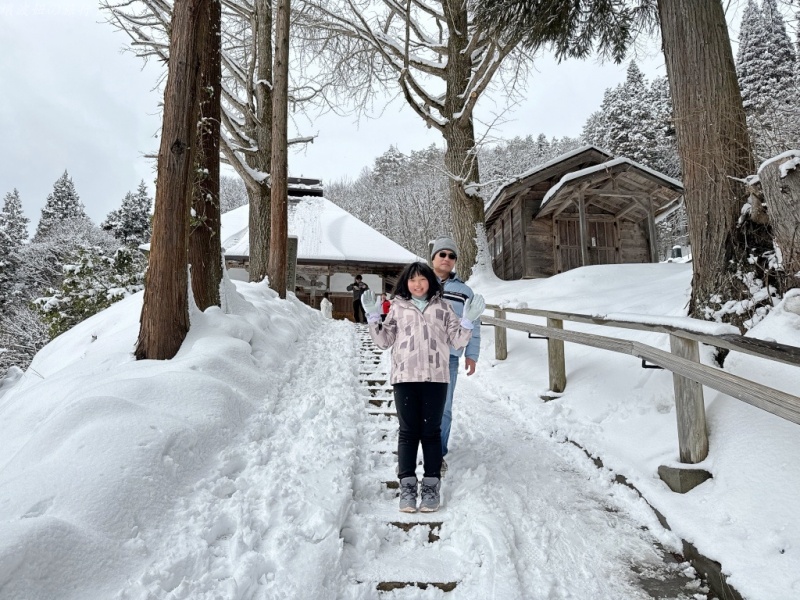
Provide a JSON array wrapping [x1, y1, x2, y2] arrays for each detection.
[[578, 192, 589, 266], [646, 198, 659, 263], [669, 334, 708, 463], [547, 318, 566, 392], [494, 308, 507, 360]]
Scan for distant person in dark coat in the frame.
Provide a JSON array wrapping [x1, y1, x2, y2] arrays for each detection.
[[347, 275, 369, 323]]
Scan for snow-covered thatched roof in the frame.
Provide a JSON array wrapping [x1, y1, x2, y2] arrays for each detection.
[[221, 196, 425, 264]]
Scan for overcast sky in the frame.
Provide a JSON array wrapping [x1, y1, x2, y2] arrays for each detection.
[[1, 0, 723, 234]]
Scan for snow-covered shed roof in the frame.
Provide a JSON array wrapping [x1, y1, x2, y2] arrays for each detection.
[[221, 196, 425, 265], [486, 146, 613, 226], [536, 156, 683, 220], [485, 146, 684, 228]]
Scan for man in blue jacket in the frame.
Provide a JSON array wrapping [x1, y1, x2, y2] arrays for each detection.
[[430, 237, 481, 475]]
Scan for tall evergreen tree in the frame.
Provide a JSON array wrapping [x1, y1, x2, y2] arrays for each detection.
[[1, 189, 29, 245], [0, 227, 17, 312], [603, 62, 653, 161], [34, 171, 89, 241], [646, 76, 681, 177], [736, 0, 799, 156], [0, 190, 29, 312], [582, 63, 678, 174], [102, 181, 153, 247], [736, 0, 767, 112], [736, 0, 795, 111], [761, 0, 796, 96]]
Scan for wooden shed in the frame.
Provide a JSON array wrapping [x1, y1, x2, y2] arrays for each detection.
[[485, 146, 684, 279]]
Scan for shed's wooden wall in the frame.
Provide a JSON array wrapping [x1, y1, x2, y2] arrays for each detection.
[[525, 218, 554, 278], [489, 200, 519, 280], [619, 220, 651, 264]]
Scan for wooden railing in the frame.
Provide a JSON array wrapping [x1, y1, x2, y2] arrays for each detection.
[[482, 304, 800, 477]]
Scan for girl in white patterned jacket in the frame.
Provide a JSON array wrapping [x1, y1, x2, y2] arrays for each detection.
[[361, 261, 484, 513]]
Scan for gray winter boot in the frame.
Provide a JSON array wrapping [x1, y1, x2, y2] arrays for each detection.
[[419, 477, 441, 512], [399, 476, 418, 513]]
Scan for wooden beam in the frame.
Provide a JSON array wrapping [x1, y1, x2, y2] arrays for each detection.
[[551, 197, 577, 219], [578, 190, 590, 266], [556, 214, 617, 223], [646, 197, 659, 262], [615, 202, 641, 220], [585, 190, 654, 198]]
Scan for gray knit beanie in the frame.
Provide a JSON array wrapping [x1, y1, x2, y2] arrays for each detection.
[[431, 237, 458, 259]]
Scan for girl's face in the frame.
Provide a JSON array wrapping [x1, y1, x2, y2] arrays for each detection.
[[408, 273, 430, 298]]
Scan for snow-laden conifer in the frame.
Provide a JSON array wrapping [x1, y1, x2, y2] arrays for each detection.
[[581, 63, 678, 175], [1, 189, 29, 246], [220, 176, 248, 213], [737, 0, 799, 157], [35, 245, 145, 338], [102, 180, 153, 247], [34, 171, 90, 241], [0, 190, 29, 313], [737, 0, 768, 111]]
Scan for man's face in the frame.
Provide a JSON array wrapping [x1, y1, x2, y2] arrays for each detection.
[[432, 249, 457, 278]]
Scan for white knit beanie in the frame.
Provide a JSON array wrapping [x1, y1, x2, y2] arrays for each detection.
[[431, 237, 458, 259]]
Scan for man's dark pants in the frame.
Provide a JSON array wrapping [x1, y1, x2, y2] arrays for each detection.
[[353, 300, 366, 323]]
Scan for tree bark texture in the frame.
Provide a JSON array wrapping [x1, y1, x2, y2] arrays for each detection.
[[247, 0, 273, 283], [656, 0, 757, 325], [136, 0, 208, 360], [442, 0, 485, 279], [759, 155, 800, 286], [268, 0, 290, 298], [189, 0, 222, 311]]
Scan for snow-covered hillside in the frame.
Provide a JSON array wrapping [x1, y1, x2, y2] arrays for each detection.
[[1, 263, 798, 599]]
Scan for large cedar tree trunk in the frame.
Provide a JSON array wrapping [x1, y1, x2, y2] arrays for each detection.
[[136, 0, 209, 360], [247, 0, 273, 283], [657, 0, 760, 327], [189, 0, 222, 311], [442, 0, 484, 279], [267, 0, 290, 298]]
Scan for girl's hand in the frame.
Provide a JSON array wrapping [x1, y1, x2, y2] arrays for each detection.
[[463, 294, 486, 322], [361, 290, 382, 320]]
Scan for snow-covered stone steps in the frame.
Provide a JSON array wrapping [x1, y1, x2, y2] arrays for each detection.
[[389, 520, 443, 542], [376, 581, 456, 593], [359, 377, 388, 385], [368, 400, 393, 410], [368, 409, 398, 419], [350, 325, 462, 595], [353, 541, 461, 593]]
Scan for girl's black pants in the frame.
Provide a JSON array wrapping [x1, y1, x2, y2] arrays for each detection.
[[393, 381, 447, 479]]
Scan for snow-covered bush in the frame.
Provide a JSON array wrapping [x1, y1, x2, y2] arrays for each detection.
[[0, 303, 49, 379], [36, 245, 146, 339]]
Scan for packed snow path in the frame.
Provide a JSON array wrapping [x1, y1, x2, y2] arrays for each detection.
[[346, 325, 705, 599], [111, 319, 706, 599]]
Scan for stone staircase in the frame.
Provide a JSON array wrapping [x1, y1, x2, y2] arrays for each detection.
[[347, 325, 461, 594]]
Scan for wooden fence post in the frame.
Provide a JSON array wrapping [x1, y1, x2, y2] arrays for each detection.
[[669, 334, 709, 463], [547, 318, 566, 393], [494, 308, 507, 360]]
